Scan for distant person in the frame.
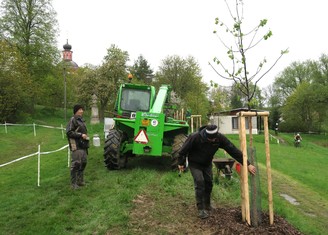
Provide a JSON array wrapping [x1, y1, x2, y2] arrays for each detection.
[[294, 133, 302, 147], [275, 127, 279, 135], [275, 123, 279, 135], [66, 104, 89, 189], [178, 125, 256, 219], [294, 133, 302, 141]]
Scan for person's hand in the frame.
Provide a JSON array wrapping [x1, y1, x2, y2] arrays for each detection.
[[178, 165, 185, 172], [82, 134, 88, 140], [248, 164, 256, 175]]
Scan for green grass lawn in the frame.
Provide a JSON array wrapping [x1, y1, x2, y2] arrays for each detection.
[[1, 109, 327, 234]]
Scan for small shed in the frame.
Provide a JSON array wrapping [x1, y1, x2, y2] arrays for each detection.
[[211, 108, 266, 135]]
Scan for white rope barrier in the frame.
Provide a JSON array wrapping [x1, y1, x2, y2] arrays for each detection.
[[0, 144, 69, 168], [39, 144, 69, 155], [0, 152, 39, 167], [0, 144, 70, 187], [1, 122, 70, 186], [1, 122, 65, 138], [270, 134, 280, 144]]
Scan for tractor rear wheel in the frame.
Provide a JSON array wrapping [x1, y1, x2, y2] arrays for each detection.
[[171, 134, 188, 170], [104, 129, 127, 170]]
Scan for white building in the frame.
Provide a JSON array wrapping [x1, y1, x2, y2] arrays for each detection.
[[212, 108, 266, 135]]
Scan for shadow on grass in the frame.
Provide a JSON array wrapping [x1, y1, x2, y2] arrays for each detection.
[[123, 155, 173, 172]]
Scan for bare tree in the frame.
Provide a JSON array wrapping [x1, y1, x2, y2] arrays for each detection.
[[209, 0, 288, 226], [209, 0, 288, 109]]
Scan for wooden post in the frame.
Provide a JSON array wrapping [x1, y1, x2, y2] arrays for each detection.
[[237, 111, 273, 226], [264, 115, 274, 224], [190, 115, 202, 133], [239, 116, 246, 222], [239, 115, 251, 224]]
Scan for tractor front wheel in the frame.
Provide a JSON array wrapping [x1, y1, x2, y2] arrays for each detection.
[[171, 134, 188, 170], [104, 129, 127, 170]]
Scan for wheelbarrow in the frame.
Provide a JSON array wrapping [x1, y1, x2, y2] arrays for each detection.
[[212, 158, 236, 179]]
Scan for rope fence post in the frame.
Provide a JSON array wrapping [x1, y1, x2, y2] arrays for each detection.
[[61, 124, 64, 139], [33, 123, 36, 137], [67, 146, 70, 168], [37, 145, 41, 187], [5, 121, 8, 134]]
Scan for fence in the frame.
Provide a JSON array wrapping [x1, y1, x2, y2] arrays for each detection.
[[0, 122, 66, 138], [0, 122, 70, 186]]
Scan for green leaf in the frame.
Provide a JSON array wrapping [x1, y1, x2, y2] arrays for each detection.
[[259, 19, 268, 27]]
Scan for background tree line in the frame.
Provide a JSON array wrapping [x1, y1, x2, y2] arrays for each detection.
[[266, 55, 328, 133], [1, 0, 328, 134]]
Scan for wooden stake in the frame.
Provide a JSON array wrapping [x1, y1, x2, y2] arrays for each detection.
[[240, 116, 251, 224], [237, 111, 273, 226], [264, 116, 274, 224], [239, 116, 246, 222]]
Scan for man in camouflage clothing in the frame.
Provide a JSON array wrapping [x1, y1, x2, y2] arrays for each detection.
[[66, 104, 89, 189]]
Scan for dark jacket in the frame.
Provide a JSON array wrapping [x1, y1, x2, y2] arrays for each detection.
[[66, 115, 89, 151], [178, 126, 248, 168]]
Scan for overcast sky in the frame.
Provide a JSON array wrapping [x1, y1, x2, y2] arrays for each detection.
[[53, 0, 328, 88]]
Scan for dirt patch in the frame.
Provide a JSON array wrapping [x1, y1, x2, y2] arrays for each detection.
[[128, 194, 303, 235], [313, 141, 328, 147], [203, 207, 303, 235]]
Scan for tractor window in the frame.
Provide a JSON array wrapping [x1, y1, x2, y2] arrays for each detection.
[[121, 88, 150, 111]]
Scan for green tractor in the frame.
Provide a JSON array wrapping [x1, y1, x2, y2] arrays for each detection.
[[104, 77, 189, 170]]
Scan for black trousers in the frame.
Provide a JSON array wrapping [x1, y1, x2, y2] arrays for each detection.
[[189, 164, 213, 210]]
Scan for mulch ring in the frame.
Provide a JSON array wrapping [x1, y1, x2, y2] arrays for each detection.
[[200, 207, 304, 235]]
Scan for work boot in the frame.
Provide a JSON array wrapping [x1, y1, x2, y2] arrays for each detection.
[[71, 171, 80, 189], [204, 194, 215, 212], [198, 210, 209, 219], [77, 178, 85, 186], [77, 172, 85, 186], [205, 204, 216, 212], [71, 184, 80, 190]]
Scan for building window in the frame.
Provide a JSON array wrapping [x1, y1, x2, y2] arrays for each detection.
[[232, 117, 250, 129], [232, 117, 238, 129]]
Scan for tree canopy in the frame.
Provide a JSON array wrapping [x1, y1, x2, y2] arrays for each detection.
[[0, 0, 59, 74], [129, 55, 154, 84], [273, 54, 328, 133], [0, 40, 32, 122], [0, 0, 60, 114], [155, 55, 210, 119]]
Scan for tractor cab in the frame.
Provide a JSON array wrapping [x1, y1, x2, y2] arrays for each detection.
[[114, 83, 156, 118], [120, 87, 151, 112]]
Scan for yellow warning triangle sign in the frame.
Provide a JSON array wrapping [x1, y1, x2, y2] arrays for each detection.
[[134, 130, 149, 144]]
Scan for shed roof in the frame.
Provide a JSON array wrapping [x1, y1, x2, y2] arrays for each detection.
[[216, 108, 267, 116]]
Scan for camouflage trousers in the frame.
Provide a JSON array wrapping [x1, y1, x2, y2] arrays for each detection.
[[70, 149, 87, 186]]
